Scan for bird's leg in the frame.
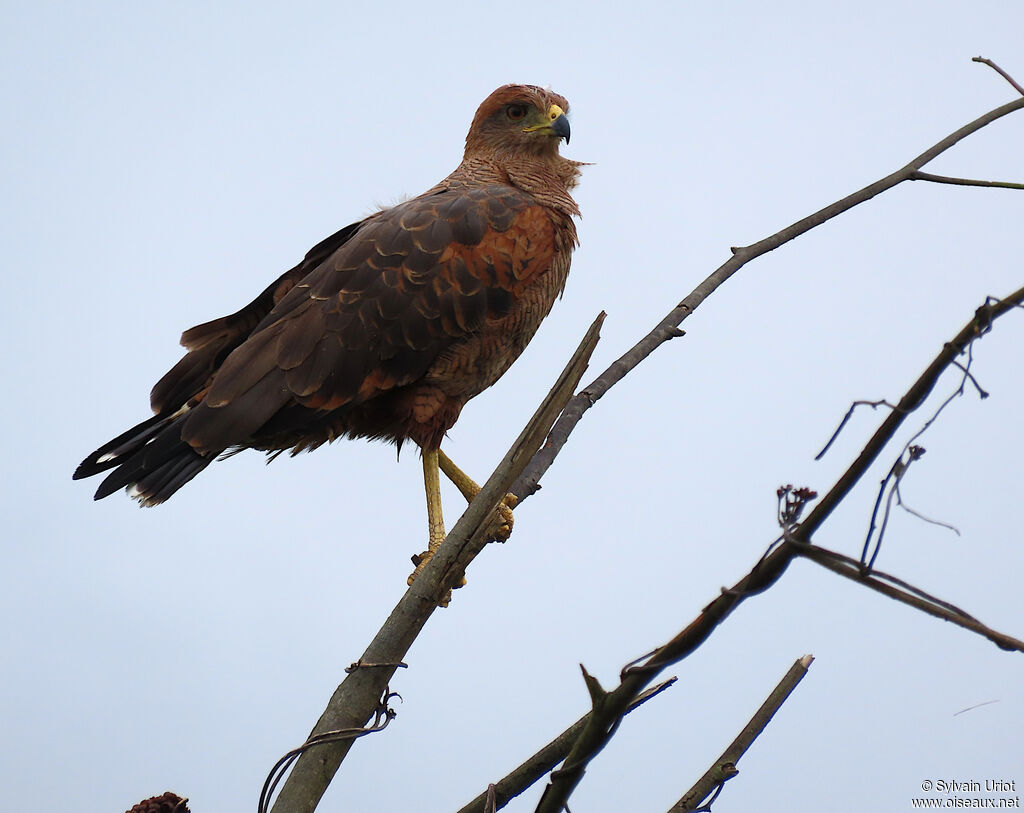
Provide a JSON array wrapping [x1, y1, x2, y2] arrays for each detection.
[[438, 449, 517, 543], [408, 448, 447, 586]]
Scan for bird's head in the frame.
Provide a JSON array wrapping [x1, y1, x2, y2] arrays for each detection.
[[464, 84, 572, 158]]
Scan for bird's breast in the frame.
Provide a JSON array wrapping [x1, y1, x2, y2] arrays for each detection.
[[424, 247, 573, 400]]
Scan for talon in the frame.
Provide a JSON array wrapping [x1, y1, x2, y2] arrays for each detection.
[[406, 546, 466, 604], [407, 549, 432, 585], [486, 496, 516, 543]]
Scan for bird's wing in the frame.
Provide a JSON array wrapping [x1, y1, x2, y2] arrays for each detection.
[[179, 185, 557, 453], [149, 220, 363, 414]]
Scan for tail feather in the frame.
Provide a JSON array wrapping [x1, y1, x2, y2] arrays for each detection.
[[125, 445, 213, 507], [78, 412, 216, 506], [73, 412, 176, 480]]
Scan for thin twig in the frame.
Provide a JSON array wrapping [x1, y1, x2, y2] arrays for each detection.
[[795, 546, 1024, 652], [953, 700, 1000, 717], [860, 302, 998, 567], [862, 445, 926, 569], [816, 400, 902, 460], [669, 655, 814, 812], [973, 57, 1024, 97], [911, 171, 1024, 190], [795, 289, 1024, 545], [896, 485, 961, 536]]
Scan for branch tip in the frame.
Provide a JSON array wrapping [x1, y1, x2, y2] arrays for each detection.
[[580, 665, 607, 707], [973, 56, 1024, 97], [912, 170, 1024, 191]]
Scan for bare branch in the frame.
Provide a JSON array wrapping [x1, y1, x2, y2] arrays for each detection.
[[512, 94, 1024, 503], [795, 546, 1024, 652], [910, 171, 1024, 190], [816, 400, 902, 460], [862, 445, 927, 569], [973, 56, 1024, 96], [454, 680, 676, 813], [895, 483, 961, 537], [949, 360, 990, 399], [860, 298, 999, 568], [266, 314, 605, 813], [529, 287, 1024, 813], [529, 536, 792, 813], [794, 288, 1024, 544], [669, 655, 814, 812]]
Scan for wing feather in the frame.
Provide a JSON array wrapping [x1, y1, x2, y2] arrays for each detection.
[[149, 220, 362, 414], [178, 185, 556, 450]]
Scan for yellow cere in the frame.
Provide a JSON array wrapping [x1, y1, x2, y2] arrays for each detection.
[[524, 104, 567, 133]]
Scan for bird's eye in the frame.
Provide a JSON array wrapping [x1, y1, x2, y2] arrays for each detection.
[[506, 104, 528, 121]]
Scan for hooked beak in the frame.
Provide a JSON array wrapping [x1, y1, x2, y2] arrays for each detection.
[[524, 104, 571, 144]]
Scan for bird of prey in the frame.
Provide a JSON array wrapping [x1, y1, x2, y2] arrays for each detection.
[[75, 84, 582, 582]]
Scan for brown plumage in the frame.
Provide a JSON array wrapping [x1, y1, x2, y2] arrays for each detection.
[[75, 85, 582, 531]]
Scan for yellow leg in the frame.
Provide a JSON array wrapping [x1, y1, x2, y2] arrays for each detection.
[[438, 449, 517, 542], [407, 448, 517, 604], [408, 448, 446, 586], [438, 449, 481, 502]]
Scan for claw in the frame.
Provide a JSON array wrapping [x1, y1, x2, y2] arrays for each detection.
[[413, 449, 519, 605], [486, 496, 516, 543], [407, 549, 465, 608]]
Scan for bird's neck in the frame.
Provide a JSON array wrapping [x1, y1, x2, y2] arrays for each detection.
[[444, 154, 582, 219]]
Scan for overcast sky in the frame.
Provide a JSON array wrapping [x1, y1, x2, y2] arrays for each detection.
[[3, 2, 1023, 812]]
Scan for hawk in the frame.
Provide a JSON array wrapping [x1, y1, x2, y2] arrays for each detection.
[[75, 84, 582, 581]]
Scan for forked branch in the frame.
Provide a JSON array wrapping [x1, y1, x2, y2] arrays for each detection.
[[530, 286, 1024, 813], [454, 679, 677, 813]]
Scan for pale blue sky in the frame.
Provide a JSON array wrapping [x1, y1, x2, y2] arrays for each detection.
[[3, 2, 1023, 811]]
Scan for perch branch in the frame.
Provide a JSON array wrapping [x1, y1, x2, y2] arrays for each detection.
[[266, 314, 605, 813]]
